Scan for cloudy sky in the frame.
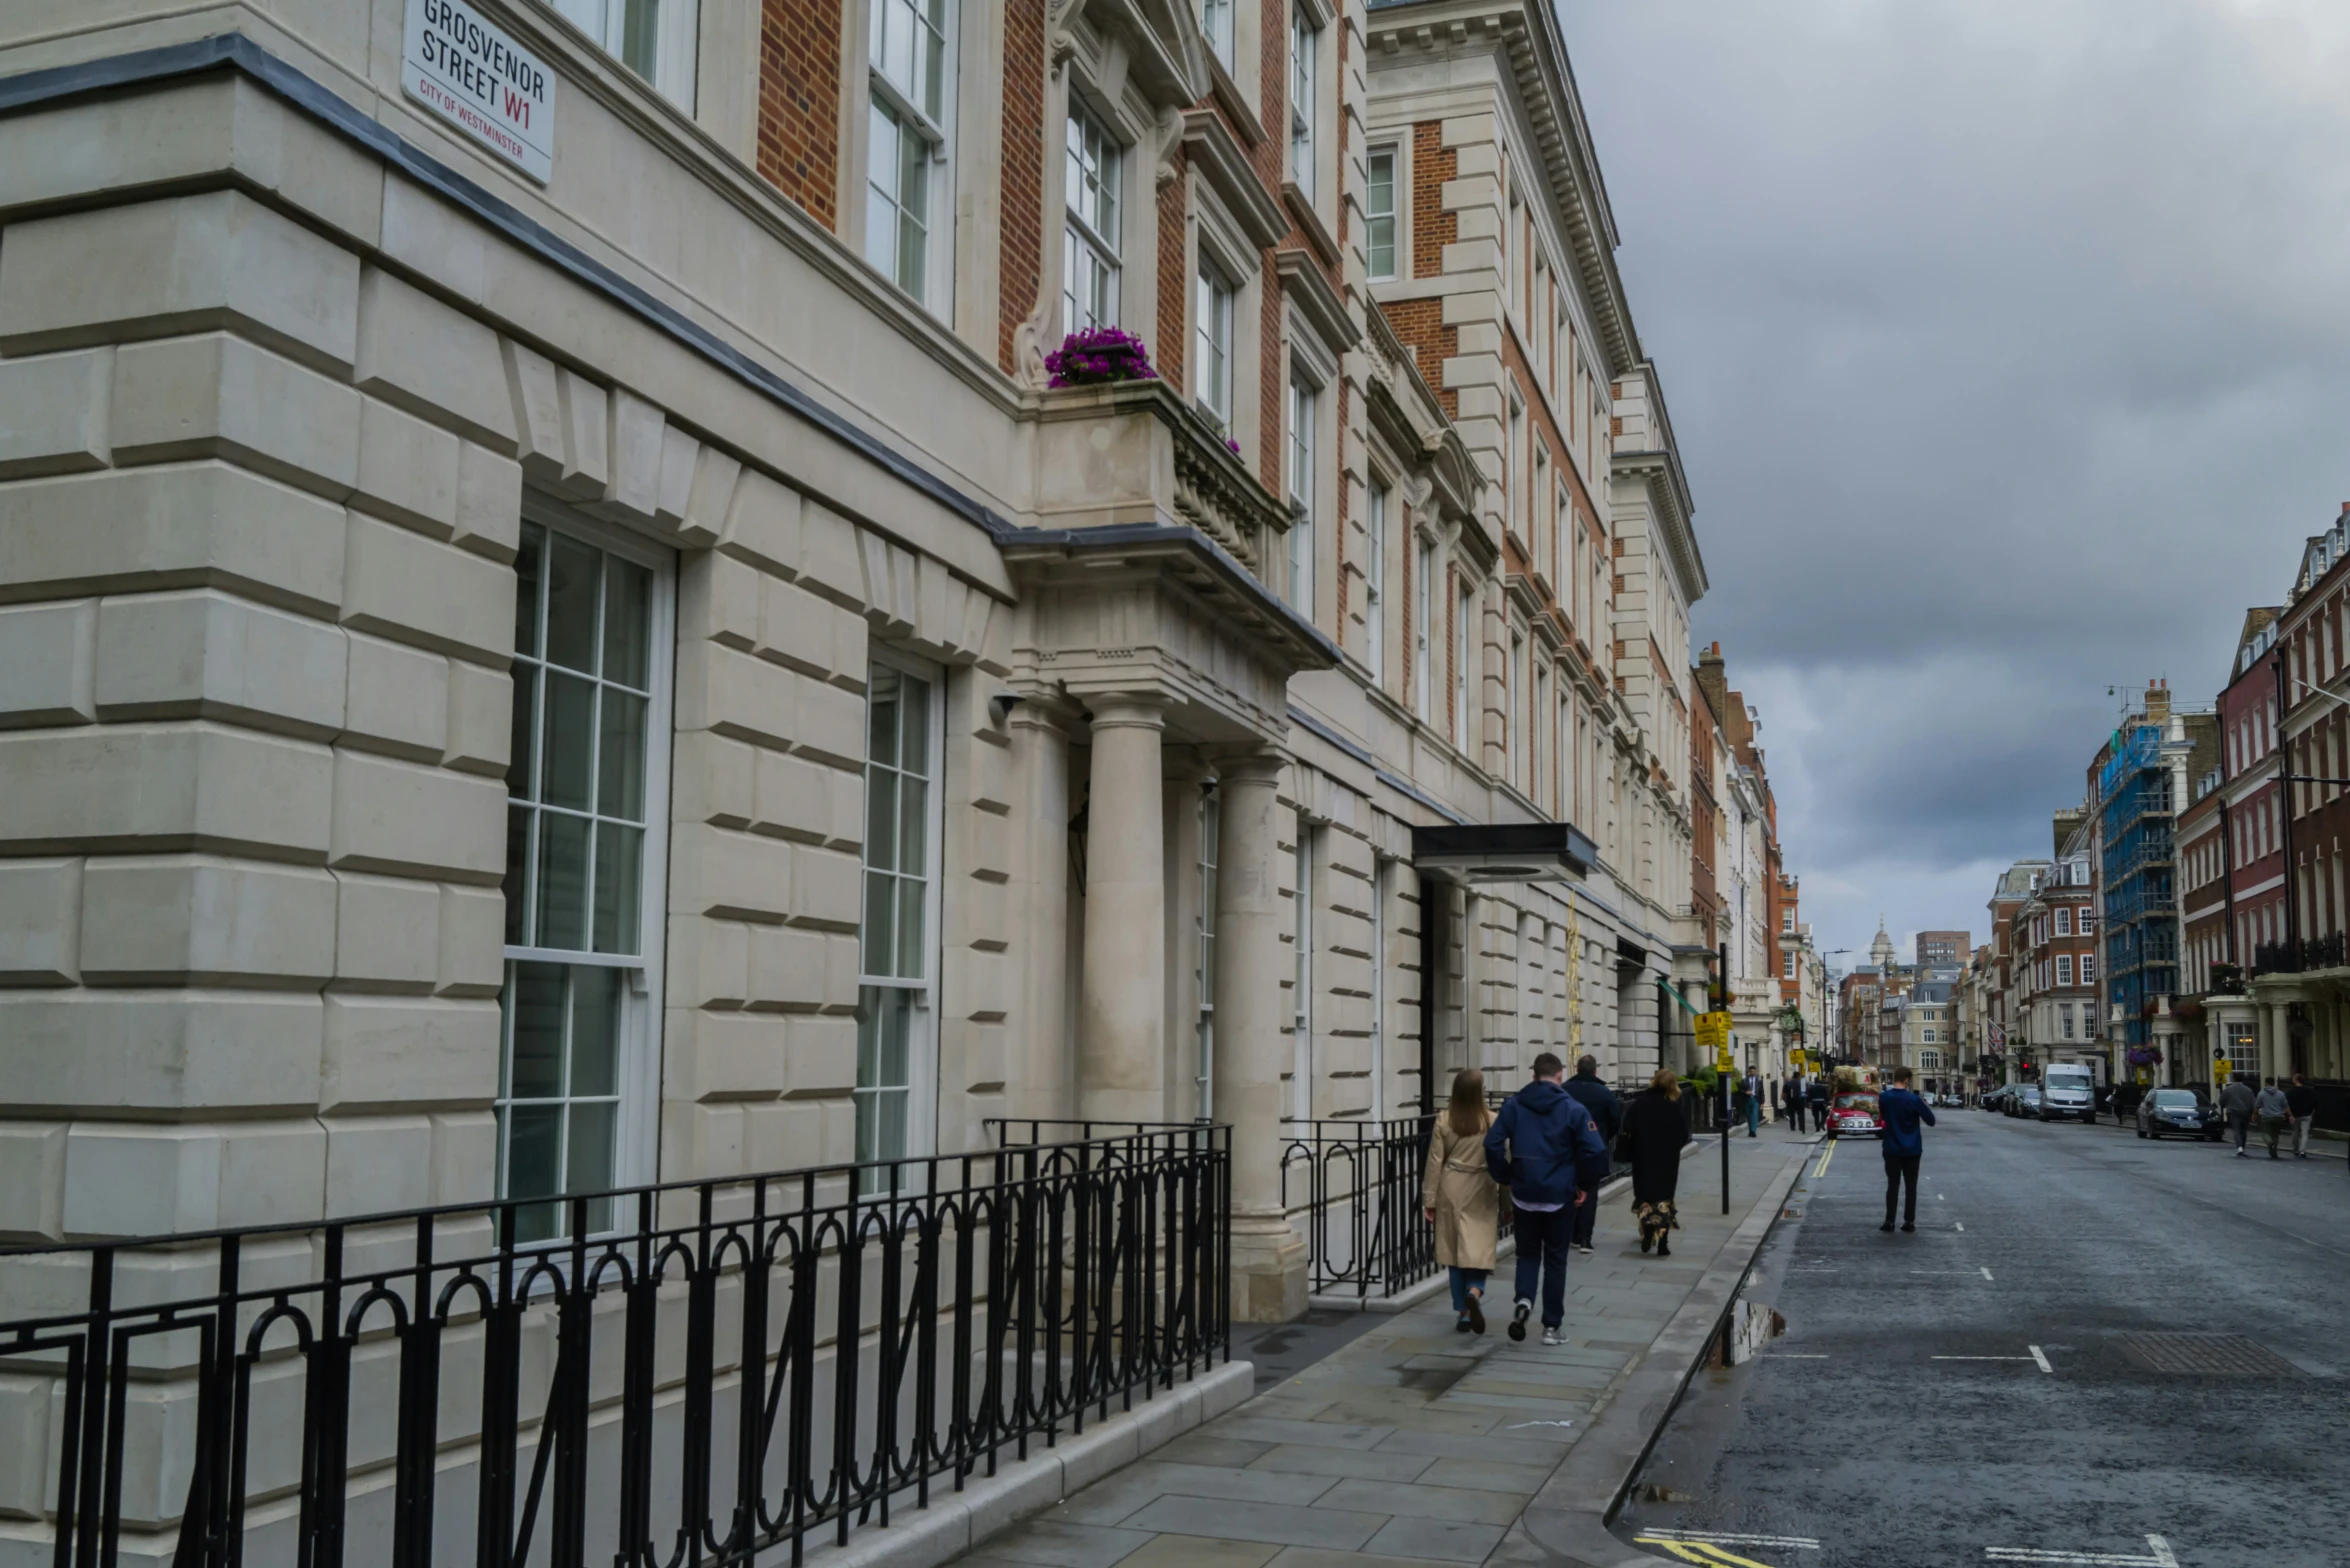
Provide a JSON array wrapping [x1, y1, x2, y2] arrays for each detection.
[[1564, 0, 2350, 972]]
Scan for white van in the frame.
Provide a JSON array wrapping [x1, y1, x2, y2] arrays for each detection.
[[2039, 1063, 2097, 1123]]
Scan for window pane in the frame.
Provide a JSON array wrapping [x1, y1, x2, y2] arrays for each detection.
[[503, 804, 533, 945], [508, 961, 568, 1098], [514, 524, 544, 658], [899, 774, 928, 891], [866, 767, 900, 873], [542, 672, 596, 811], [895, 136, 929, 295], [592, 823, 643, 955], [862, 870, 898, 976], [508, 665, 538, 802], [537, 812, 591, 949], [504, 1103, 563, 1198], [569, 966, 621, 1097], [869, 666, 902, 768], [603, 558, 652, 688], [545, 535, 600, 673], [619, 0, 659, 80], [922, 0, 947, 119], [899, 672, 931, 774], [895, 873, 926, 979], [867, 105, 901, 275], [598, 689, 647, 821]]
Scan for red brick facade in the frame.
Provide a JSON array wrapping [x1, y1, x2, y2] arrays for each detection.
[[756, 0, 842, 230]]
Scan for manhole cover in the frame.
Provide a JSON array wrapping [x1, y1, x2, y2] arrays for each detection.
[[2119, 1333, 2297, 1376]]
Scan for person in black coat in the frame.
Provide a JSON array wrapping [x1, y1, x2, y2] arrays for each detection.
[[1561, 1056, 1622, 1256], [1617, 1067, 1692, 1256]]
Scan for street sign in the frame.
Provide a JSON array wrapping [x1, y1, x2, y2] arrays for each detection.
[[1695, 1011, 1732, 1051], [403, 0, 557, 183], [1717, 1046, 1735, 1074], [1791, 1048, 1807, 1071]]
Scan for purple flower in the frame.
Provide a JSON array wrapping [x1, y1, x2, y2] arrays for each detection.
[[1046, 327, 1159, 388]]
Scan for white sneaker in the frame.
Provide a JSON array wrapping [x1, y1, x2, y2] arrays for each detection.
[[1508, 1298, 1532, 1342], [1541, 1327, 1562, 1347]]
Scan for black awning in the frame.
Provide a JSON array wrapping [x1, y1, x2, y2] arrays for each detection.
[[1411, 821, 1596, 886]]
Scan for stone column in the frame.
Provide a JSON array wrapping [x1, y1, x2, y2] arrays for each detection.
[[1078, 694, 1169, 1124], [1212, 750, 1308, 1322], [2268, 1000, 2293, 1084], [1008, 697, 1076, 1123]]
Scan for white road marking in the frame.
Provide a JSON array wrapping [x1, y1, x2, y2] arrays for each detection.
[[1505, 1419, 1575, 1428], [1984, 1535, 2175, 1567], [1955, 1221, 1965, 1231], [1933, 1355, 2036, 1362], [1642, 1530, 1822, 1549], [1981, 1266, 1995, 1281], [2029, 1344, 2053, 1373]]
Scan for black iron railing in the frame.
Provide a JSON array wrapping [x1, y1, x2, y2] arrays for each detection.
[[2252, 933, 2349, 975], [1280, 1117, 1439, 1298], [1279, 1086, 1643, 1300], [0, 1125, 1228, 1568]]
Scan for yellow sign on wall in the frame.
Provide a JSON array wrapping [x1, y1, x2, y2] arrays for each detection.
[[1695, 1011, 1732, 1051]]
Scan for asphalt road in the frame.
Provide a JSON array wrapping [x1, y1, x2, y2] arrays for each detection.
[[1610, 1109, 2348, 1568]]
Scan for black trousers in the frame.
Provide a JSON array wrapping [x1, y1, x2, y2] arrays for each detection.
[[1883, 1152, 1921, 1226], [1789, 1101, 1807, 1133]]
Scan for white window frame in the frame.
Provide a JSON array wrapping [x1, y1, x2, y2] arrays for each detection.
[[1288, 6, 1319, 203], [853, 648, 948, 1180], [2056, 953, 2074, 987], [551, 0, 700, 108], [1201, 0, 1234, 69], [1365, 145, 1398, 280], [1366, 478, 1388, 687], [498, 501, 676, 1236], [863, 0, 957, 308], [1063, 97, 1123, 333], [1195, 261, 1235, 426], [1292, 818, 1315, 1122], [1196, 783, 1220, 1121], [1454, 577, 1473, 754], [2053, 907, 2071, 937], [1286, 372, 1318, 622], [1414, 537, 1435, 724]]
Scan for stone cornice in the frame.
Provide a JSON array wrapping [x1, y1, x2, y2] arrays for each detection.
[[1275, 249, 1363, 360], [1183, 109, 1292, 247], [1364, 0, 1637, 375]]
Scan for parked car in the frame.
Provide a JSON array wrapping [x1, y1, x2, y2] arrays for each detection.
[[2038, 1064, 2098, 1123], [2007, 1085, 2043, 1118], [1981, 1086, 2013, 1113], [2136, 1087, 2222, 1141], [1827, 1091, 1883, 1139]]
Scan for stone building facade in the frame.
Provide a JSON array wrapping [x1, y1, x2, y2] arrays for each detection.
[[0, 0, 1719, 1329]]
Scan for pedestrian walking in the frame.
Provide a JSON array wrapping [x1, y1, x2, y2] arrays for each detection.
[[1422, 1068, 1500, 1334], [2220, 1074, 2257, 1158], [1561, 1055, 1622, 1256], [1484, 1052, 1611, 1347], [1744, 1071, 1762, 1138], [1878, 1065, 1936, 1234], [2255, 1077, 2292, 1159], [1618, 1067, 1691, 1255], [1786, 1073, 1808, 1134], [2288, 1073, 2319, 1158], [1806, 1075, 1830, 1131]]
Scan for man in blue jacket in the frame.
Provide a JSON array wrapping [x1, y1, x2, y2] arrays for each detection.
[[1486, 1052, 1613, 1345], [1878, 1066, 1937, 1233]]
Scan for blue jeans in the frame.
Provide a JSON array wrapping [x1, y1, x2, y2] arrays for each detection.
[[1448, 1266, 1489, 1314], [1511, 1203, 1576, 1328]]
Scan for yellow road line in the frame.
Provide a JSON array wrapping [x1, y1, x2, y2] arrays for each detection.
[[1638, 1542, 1780, 1568], [1811, 1140, 1836, 1178]]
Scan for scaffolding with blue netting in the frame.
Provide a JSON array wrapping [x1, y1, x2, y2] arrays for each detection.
[[2099, 724, 2180, 1047]]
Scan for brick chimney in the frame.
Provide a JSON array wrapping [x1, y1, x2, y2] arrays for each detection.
[[2143, 678, 2170, 725]]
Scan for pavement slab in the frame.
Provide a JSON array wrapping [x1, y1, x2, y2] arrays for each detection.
[[935, 1131, 1813, 1568]]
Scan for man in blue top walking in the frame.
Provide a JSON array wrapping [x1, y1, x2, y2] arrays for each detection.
[[1486, 1053, 1613, 1345], [1878, 1066, 1936, 1233]]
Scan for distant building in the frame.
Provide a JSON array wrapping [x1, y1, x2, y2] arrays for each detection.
[[2090, 681, 2219, 1072], [1915, 931, 1970, 968]]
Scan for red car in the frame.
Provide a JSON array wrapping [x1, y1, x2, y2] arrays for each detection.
[[1827, 1091, 1882, 1139]]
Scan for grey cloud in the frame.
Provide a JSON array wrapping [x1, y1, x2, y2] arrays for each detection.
[[1561, 0, 2350, 955]]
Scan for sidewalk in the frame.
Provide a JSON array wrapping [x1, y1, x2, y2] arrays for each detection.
[[943, 1129, 1816, 1568]]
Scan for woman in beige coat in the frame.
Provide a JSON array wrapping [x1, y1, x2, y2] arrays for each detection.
[[1422, 1067, 1502, 1333]]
